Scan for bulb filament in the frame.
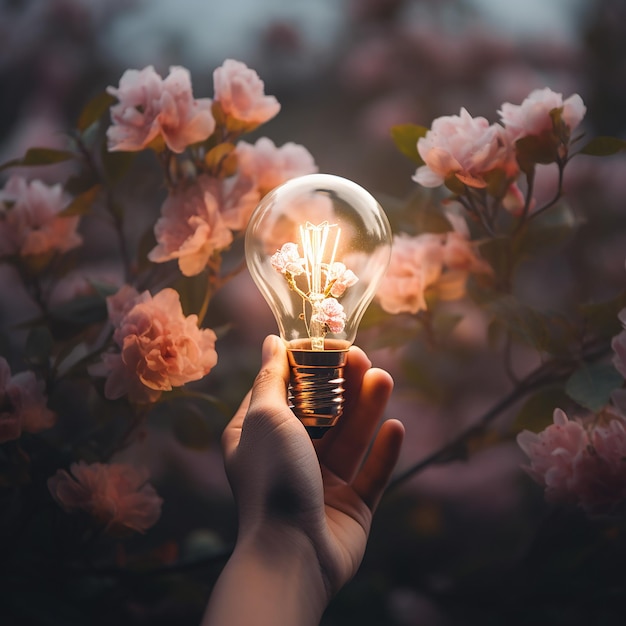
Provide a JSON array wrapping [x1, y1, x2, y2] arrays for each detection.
[[270, 221, 358, 350]]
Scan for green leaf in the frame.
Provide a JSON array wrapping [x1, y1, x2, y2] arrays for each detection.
[[77, 91, 116, 133], [579, 136, 626, 157], [515, 132, 559, 171], [205, 142, 237, 176], [0, 147, 74, 172], [512, 386, 570, 433], [390, 124, 428, 165], [59, 184, 101, 217], [565, 363, 624, 412]]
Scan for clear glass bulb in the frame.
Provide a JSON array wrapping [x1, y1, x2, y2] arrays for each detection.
[[245, 174, 392, 437]]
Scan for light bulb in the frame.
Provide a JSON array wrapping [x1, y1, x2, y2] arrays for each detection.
[[245, 174, 392, 438]]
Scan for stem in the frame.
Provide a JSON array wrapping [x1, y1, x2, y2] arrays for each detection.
[[525, 157, 566, 223], [387, 337, 610, 491], [512, 168, 536, 236], [462, 187, 497, 237], [75, 135, 133, 282]]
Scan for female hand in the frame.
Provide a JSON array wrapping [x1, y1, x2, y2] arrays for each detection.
[[204, 334, 404, 625]]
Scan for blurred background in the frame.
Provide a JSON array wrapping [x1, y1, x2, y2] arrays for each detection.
[[1, 0, 626, 625]]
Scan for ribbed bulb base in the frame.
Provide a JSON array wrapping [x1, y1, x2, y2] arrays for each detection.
[[287, 348, 349, 438]]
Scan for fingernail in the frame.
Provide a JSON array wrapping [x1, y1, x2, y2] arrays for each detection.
[[262, 335, 279, 365]]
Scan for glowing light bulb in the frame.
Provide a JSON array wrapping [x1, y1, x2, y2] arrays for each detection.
[[245, 174, 392, 437]]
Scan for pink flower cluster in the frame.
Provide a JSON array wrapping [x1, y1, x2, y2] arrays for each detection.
[[107, 59, 283, 153], [0, 175, 82, 257], [414, 88, 586, 192], [92, 286, 218, 403], [270, 242, 358, 335], [149, 158, 321, 277], [517, 408, 626, 516], [138, 63, 317, 277], [148, 176, 235, 277], [107, 65, 215, 153], [376, 228, 492, 315], [0, 357, 56, 443], [48, 461, 162, 534]]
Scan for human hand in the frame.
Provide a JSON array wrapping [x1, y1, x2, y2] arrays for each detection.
[[221, 334, 404, 604]]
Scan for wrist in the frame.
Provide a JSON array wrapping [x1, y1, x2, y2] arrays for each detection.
[[204, 523, 330, 626], [236, 521, 331, 603]]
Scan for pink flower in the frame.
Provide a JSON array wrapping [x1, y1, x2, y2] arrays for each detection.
[[0, 176, 81, 257], [327, 262, 358, 297], [94, 287, 218, 403], [498, 87, 586, 142], [413, 108, 517, 189], [270, 242, 305, 276], [311, 298, 346, 334], [236, 137, 317, 195], [517, 409, 626, 516], [0, 357, 56, 443], [107, 65, 215, 153], [376, 233, 445, 314], [48, 461, 162, 534], [517, 408, 589, 504], [213, 59, 280, 129], [199, 174, 260, 233], [148, 178, 233, 277]]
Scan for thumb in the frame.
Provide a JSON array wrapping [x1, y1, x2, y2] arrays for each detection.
[[246, 334, 291, 423]]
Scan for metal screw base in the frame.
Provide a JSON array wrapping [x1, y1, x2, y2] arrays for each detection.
[[287, 348, 349, 437]]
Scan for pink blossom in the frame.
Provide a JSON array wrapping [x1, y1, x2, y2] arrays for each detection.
[[311, 298, 346, 334], [376, 233, 445, 314], [413, 108, 517, 189], [270, 242, 305, 275], [94, 287, 218, 403], [48, 461, 163, 534], [213, 59, 280, 128], [148, 178, 234, 277], [107, 65, 215, 153], [327, 262, 358, 297], [498, 87, 586, 142], [517, 408, 589, 504], [0, 176, 81, 257], [199, 174, 260, 233], [0, 357, 56, 443], [517, 409, 626, 516], [236, 137, 317, 195]]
